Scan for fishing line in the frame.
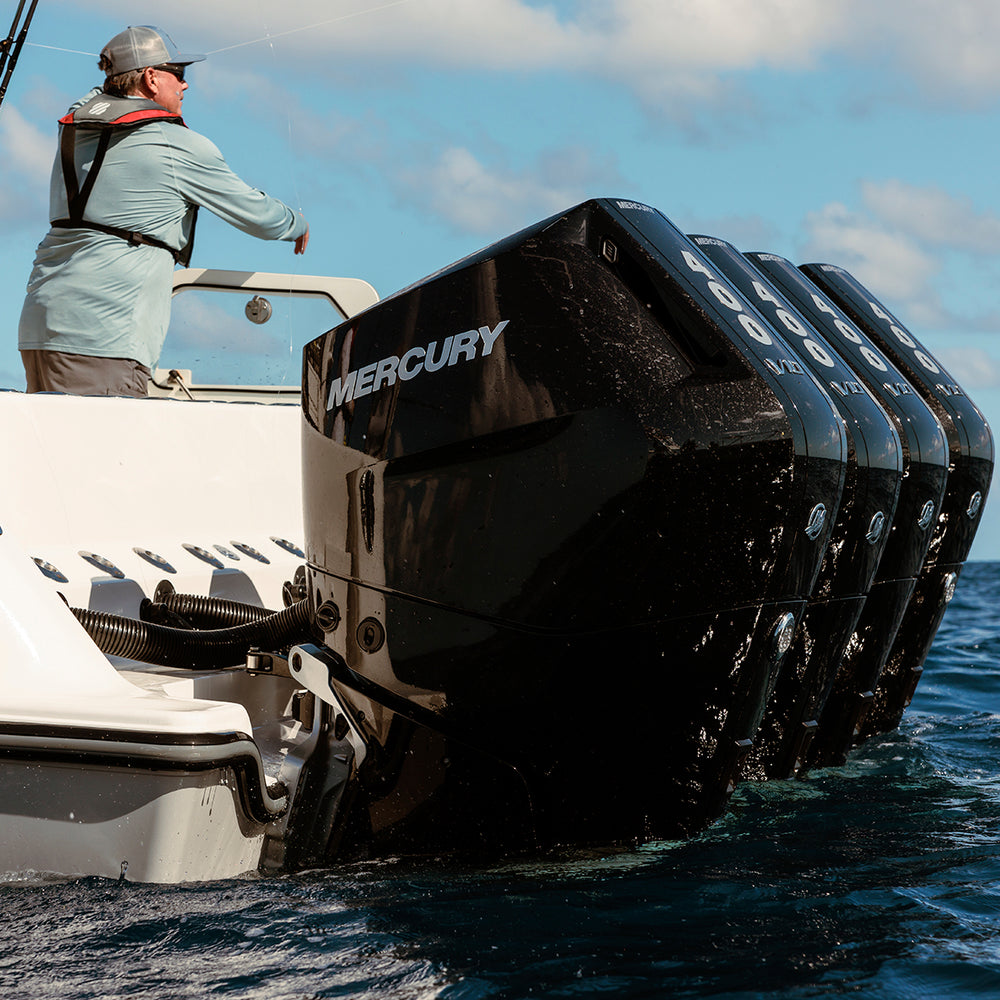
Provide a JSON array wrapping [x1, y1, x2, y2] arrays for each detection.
[[227, 1, 411, 385], [24, 43, 95, 57], [206, 0, 420, 55], [250, 0, 297, 386], [22, 0, 420, 60], [248, 1, 304, 225]]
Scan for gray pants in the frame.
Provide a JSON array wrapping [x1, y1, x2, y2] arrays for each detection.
[[21, 350, 151, 397]]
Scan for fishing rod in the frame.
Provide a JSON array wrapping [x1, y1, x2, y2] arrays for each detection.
[[0, 0, 39, 113], [0, 0, 28, 74]]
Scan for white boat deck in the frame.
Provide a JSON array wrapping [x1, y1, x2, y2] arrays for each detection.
[[0, 269, 378, 881], [0, 391, 307, 735]]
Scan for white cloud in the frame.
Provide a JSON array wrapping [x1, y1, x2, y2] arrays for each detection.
[[47, 0, 960, 107], [0, 107, 52, 223], [594, 0, 1000, 106], [180, 64, 611, 236], [586, 0, 848, 113], [871, 0, 1000, 101], [801, 181, 1000, 334], [64, 0, 589, 70], [58, 0, 1000, 112], [216, 0, 845, 76], [801, 200, 941, 309], [861, 180, 1000, 255], [598, 0, 843, 68], [393, 144, 621, 235], [933, 346, 1000, 388], [3, 109, 52, 175], [676, 212, 781, 253]]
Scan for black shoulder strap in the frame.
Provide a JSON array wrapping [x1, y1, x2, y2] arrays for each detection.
[[59, 120, 112, 222]]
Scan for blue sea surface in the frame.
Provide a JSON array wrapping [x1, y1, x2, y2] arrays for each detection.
[[5, 563, 1000, 999]]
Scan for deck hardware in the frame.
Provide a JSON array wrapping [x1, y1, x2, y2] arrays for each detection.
[[248, 649, 291, 677], [283, 566, 308, 607], [245, 295, 272, 324], [232, 541, 270, 563], [272, 537, 305, 558], [315, 601, 341, 634], [182, 543, 224, 569], [357, 617, 385, 654], [133, 548, 176, 573], [32, 557, 68, 582], [79, 551, 124, 579]]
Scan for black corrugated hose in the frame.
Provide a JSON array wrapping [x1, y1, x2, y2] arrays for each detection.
[[143, 591, 277, 629], [72, 598, 312, 669]]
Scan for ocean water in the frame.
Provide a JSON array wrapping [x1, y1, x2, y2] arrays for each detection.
[[5, 563, 1000, 999]]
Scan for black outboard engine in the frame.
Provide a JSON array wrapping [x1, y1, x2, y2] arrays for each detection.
[[800, 263, 994, 736], [689, 237, 903, 778], [746, 254, 952, 763], [299, 199, 849, 854]]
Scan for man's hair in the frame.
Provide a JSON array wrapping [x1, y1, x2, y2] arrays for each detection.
[[99, 52, 145, 97], [102, 68, 145, 97]]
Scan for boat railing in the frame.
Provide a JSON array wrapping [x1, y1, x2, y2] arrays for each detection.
[[155, 268, 380, 402]]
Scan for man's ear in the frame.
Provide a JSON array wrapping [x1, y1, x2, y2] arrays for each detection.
[[138, 66, 158, 99]]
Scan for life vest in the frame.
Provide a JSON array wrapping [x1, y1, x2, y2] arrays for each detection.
[[51, 94, 198, 266]]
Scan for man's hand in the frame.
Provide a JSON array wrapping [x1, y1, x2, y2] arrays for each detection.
[[294, 223, 309, 255]]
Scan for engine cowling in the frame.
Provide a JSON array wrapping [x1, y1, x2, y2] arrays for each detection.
[[299, 198, 851, 850]]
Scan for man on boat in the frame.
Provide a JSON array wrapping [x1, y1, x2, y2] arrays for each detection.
[[17, 25, 309, 397]]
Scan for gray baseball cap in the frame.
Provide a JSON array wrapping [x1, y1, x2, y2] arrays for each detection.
[[99, 25, 205, 76]]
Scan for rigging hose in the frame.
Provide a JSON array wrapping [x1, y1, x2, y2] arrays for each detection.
[[142, 591, 278, 629], [72, 598, 312, 669]]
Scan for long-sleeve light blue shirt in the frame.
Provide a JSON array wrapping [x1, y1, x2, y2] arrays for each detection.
[[19, 89, 307, 369]]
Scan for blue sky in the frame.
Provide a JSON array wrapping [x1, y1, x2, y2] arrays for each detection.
[[3, 0, 1000, 557]]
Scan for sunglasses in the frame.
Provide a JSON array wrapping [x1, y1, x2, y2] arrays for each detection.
[[154, 64, 186, 83]]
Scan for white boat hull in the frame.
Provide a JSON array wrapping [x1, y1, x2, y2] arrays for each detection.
[[0, 762, 264, 883]]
